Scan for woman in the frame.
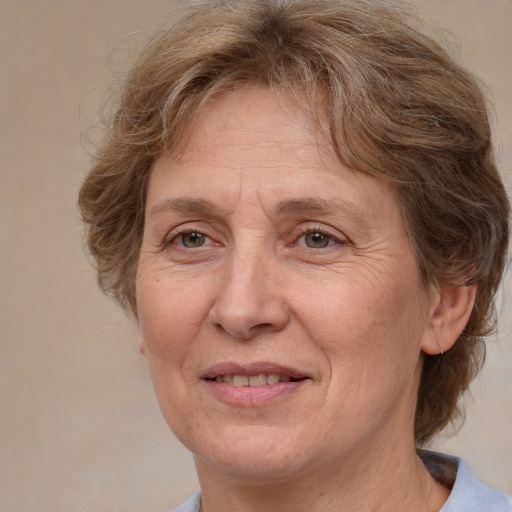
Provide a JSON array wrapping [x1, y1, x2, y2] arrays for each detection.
[[79, 0, 511, 510]]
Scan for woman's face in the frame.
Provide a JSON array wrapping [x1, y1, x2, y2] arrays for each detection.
[[136, 87, 437, 482]]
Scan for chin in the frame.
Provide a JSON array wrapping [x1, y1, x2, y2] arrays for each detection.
[[188, 424, 316, 482]]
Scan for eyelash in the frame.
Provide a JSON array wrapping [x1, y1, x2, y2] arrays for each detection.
[[163, 224, 347, 251], [164, 225, 216, 249], [293, 225, 346, 249]]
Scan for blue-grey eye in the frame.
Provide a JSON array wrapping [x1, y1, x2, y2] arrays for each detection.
[[304, 232, 332, 248], [181, 232, 206, 248]]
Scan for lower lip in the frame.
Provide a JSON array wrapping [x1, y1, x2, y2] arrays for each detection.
[[203, 380, 307, 406]]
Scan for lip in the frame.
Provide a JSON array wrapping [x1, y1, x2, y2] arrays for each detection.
[[201, 362, 308, 380], [201, 361, 310, 407]]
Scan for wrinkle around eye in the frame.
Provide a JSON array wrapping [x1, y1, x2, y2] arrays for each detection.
[[150, 225, 226, 266], [283, 237, 352, 268]]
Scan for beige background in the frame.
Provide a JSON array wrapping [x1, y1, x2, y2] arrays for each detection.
[[1, 1, 511, 511]]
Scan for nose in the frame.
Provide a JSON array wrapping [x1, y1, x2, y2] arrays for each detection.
[[208, 249, 290, 340]]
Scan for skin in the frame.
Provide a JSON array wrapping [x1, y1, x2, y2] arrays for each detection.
[[136, 87, 475, 511]]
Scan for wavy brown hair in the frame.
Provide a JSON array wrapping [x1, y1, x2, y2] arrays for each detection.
[[79, 0, 510, 444]]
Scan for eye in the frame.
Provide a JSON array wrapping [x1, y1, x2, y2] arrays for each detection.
[[176, 231, 209, 248], [299, 230, 337, 249]]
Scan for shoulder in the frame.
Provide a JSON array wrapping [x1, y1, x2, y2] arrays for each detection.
[[422, 451, 512, 512], [170, 491, 201, 512]]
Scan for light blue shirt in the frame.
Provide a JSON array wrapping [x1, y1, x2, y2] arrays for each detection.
[[439, 456, 511, 512], [172, 453, 512, 512], [173, 491, 201, 512]]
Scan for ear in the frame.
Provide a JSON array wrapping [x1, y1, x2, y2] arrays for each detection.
[[421, 285, 477, 355], [138, 335, 147, 356]]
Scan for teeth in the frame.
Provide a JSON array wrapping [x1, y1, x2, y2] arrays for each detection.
[[214, 373, 295, 386], [266, 373, 280, 385], [233, 375, 249, 387], [248, 374, 266, 387]]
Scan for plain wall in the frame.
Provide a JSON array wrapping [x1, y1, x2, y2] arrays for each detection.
[[1, 1, 510, 511]]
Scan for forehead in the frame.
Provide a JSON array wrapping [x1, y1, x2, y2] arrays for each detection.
[[181, 86, 329, 163], [148, 86, 401, 229]]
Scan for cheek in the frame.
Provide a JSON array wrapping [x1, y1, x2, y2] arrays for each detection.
[[294, 268, 427, 379], [135, 273, 209, 434], [313, 278, 426, 429], [293, 272, 412, 341], [136, 269, 211, 363]]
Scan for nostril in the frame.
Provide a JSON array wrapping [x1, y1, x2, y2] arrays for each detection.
[[208, 281, 290, 339], [256, 323, 273, 330]]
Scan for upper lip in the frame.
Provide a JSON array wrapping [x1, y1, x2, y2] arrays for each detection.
[[201, 362, 309, 380]]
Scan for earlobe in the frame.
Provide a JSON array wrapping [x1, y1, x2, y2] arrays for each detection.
[[138, 336, 147, 356], [422, 285, 477, 355]]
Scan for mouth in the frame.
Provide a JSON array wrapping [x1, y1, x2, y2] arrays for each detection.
[[201, 362, 310, 388], [209, 373, 305, 387], [201, 363, 310, 406]]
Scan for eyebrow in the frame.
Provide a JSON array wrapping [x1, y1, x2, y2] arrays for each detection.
[[148, 198, 219, 217], [148, 196, 372, 228], [274, 198, 372, 227]]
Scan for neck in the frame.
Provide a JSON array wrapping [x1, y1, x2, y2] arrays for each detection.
[[195, 438, 449, 512]]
